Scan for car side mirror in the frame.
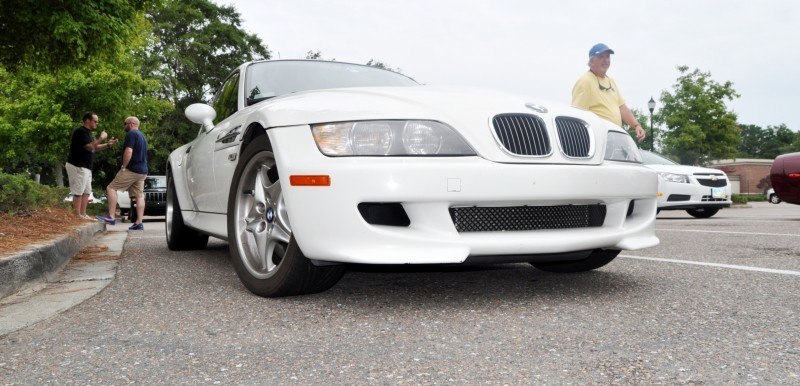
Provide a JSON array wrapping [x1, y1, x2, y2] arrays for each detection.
[[185, 103, 217, 132]]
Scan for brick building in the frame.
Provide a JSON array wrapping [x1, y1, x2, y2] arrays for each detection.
[[709, 158, 773, 194]]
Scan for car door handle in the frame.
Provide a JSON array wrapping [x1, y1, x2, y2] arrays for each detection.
[[217, 125, 241, 144]]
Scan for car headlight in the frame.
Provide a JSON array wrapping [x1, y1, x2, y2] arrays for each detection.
[[604, 131, 642, 163], [658, 172, 690, 183], [312, 120, 475, 156]]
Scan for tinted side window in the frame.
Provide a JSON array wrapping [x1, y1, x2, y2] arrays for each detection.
[[212, 71, 240, 123]]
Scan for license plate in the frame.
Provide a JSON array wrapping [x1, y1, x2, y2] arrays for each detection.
[[711, 187, 726, 199]]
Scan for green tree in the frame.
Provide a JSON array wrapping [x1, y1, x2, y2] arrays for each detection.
[[305, 50, 323, 60], [763, 124, 799, 158], [0, 14, 171, 186], [140, 0, 270, 170], [625, 108, 662, 152], [737, 123, 799, 159], [365, 59, 403, 74], [658, 66, 740, 165], [142, 0, 269, 104], [0, 61, 171, 186], [737, 124, 764, 158], [0, 0, 152, 70]]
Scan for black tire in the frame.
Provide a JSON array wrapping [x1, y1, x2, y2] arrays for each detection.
[[686, 208, 719, 218], [531, 249, 620, 273], [128, 202, 138, 223], [227, 136, 344, 297], [769, 194, 781, 204], [165, 170, 209, 250]]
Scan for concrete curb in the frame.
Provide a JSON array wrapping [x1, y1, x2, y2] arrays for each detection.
[[0, 221, 106, 299]]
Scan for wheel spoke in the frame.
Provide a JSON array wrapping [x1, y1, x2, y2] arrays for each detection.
[[265, 177, 281, 200], [264, 238, 278, 271], [253, 224, 269, 269], [253, 167, 268, 206]]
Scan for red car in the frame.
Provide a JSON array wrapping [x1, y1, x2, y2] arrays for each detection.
[[770, 152, 800, 205]]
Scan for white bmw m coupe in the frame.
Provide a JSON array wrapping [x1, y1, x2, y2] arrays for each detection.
[[166, 60, 659, 297]]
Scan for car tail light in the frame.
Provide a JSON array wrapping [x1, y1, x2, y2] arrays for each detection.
[[789, 173, 800, 178]]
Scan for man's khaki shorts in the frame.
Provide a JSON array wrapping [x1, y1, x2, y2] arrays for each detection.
[[65, 162, 92, 195], [108, 169, 147, 198]]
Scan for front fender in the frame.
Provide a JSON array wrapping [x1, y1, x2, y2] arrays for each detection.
[[168, 143, 195, 213]]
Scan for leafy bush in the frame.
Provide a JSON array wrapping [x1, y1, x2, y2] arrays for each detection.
[[0, 172, 68, 213], [731, 194, 748, 205], [730, 193, 767, 204], [742, 194, 766, 202]]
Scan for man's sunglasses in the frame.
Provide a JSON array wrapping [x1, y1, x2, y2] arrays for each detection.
[[597, 78, 614, 92]]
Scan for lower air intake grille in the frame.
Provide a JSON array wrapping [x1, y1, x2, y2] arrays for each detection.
[[491, 114, 551, 156], [449, 204, 606, 232], [701, 195, 728, 202]]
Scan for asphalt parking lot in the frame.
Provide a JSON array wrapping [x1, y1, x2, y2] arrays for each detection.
[[1, 202, 798, 384]]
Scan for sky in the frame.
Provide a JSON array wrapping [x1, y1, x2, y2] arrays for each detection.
[[221, 0, 799, 131]]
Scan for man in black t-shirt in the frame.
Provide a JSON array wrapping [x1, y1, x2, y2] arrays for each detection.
[[65, 112, 117, 219]]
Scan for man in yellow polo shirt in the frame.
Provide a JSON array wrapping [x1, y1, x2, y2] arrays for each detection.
[[572, 43, 646, 143]]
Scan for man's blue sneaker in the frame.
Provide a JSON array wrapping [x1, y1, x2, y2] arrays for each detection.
[[129, 222, 144, 231], [96, 215, 116, 225]]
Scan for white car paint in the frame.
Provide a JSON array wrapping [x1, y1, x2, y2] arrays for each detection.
[[641, 151, 732, 215], [117, 190, 131, 210], [168, 60, 659, 265]]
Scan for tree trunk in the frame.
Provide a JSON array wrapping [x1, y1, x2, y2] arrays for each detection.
[[54, 162, 64, 187]]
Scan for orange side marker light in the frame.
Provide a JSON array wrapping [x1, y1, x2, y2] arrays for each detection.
[[290, 175, 331, 186]]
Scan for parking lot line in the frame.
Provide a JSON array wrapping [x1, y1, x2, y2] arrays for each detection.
[[620, 255, 800, 276], [656, 228, 800, 237]]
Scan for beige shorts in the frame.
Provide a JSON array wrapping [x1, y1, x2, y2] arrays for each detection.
[[108, 169, 147, 198], [65, 162, 92, 195]]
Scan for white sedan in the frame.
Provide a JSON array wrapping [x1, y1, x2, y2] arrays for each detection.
[[767, 188, 781, 204], [166, 60, 659, 297], [641, 150, 732, 218]]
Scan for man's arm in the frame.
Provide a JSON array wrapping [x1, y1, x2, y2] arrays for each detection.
[[121, 147, 133, 170], [571, 78, 591, 109], [82, 130, 112, 151], [620, 104, 645, 143]]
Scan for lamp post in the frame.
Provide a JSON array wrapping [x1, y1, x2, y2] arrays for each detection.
[[647, 97, 656, 150]]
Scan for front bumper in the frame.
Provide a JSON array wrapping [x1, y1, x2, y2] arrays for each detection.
[[657, 180, 732, 210], [270, 126, 660, 264]]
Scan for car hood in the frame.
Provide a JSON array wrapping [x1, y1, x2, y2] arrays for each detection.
[[247, 85, 621, 164], [645, 163, 725, 176]]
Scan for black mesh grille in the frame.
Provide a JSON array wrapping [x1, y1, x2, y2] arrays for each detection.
[[555, 117, 591, 157], [696, 178, 727, 187], [492, 114, 551, 156], [701, 195, 728, 202], [449, 205, 606, 232]]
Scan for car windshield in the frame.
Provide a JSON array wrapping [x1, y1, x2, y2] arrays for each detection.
[[244, 61, 419, 105], [145, 176, 167, 189], [641, 150, 679, 165]]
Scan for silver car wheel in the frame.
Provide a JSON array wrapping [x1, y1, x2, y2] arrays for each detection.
[[232, 150, 292, 279]]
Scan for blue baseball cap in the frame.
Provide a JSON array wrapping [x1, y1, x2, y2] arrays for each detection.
[[589, 43, 614, 57]]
